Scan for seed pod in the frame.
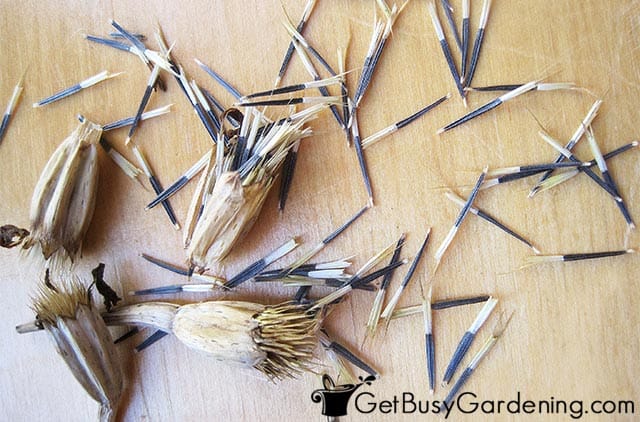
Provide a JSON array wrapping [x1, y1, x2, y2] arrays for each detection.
[[186, 171, 271, 270], [23, 119, 101, 262], [182, 105, 324, 271], [104, 300, 321, 380], [18, 275, 125, 422]]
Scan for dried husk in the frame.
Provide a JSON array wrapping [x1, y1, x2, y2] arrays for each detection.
[[186, 171, 272, 271], [30, 279, 124, 422], [183, 105, 322, 271], [104, 300, 321, 380], [24, 120, 101, 262]]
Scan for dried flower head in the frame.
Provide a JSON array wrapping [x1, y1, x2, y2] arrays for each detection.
[[23, 119, 102, 262], [105, 300, 321, 380], [184, 104, 325, 271], [19, 269, 124, 422]]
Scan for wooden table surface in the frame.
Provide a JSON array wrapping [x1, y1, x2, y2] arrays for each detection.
[[1, 1, 639, 421]]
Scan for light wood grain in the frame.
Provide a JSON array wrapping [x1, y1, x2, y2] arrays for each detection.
[[1, 1, 639, 421]]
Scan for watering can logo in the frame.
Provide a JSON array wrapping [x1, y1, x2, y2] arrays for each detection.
[[311, 373, 376, 418]]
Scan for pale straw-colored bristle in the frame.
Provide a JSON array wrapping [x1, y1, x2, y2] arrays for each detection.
[[32, 278, 89, 324], [492, 310, 515, 338], [79, 70, 111, 88], [444, 190, 468, 208], [4, 77, 24, 116], [380, 285, 404, 322], [535, 82, 578, 91], [520, 254, 564, 268], [145, 50, 178, 76], [434, 225, 458, 264], [585, 126, 608, 171], [479, 178, 500, 190], [390, 304, 421, 320], [479, 0, 493, 28], [531, 169, 580, 194], [468, 297, 498, 334], [427, 1, 445, 41], [375, 0, 392, 19], [142, 103, 172, 119], [265, 238, 299, 265], [468, 311, 514, 370], [301, 0, 318, 22], [362, 125, 396, 149], [307, 269, 349, 279], [462, 0, 470, 18], [354, 239, 398, 278], [310, 240, 398, 310], [325, 347, 357, 385], [316, 258, 353, 270], [190, 80, 211, 111], [365, 288, 386, 339], [423, 285, 433, 335], [281, 277, 331, 287], [528, 99, 602, 195], [500, 80, 538, 102], [287, 242, 325, 272], [318, 331, 357, 385], [538, 129, 573, 157], [253, 302, 321, 379], [109, 151, 143, 180], [487, 166, 521, 178]]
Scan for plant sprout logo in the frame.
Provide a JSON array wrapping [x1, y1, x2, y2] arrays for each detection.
[[311, 374, 376, 418]]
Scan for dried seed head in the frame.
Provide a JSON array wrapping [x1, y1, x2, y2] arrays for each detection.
[[105, 300, 321, 380], [30, 274, 124, 422], [184, 104, 323, 270], [24, 119, 102, 262]]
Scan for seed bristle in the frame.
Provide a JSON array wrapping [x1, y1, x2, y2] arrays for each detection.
[[33, 277, 88, 324], [253, 302, 321, 379]]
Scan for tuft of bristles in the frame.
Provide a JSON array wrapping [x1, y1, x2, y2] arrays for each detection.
[[32, 276, 89, 324], [253, 302, 321, 379]]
